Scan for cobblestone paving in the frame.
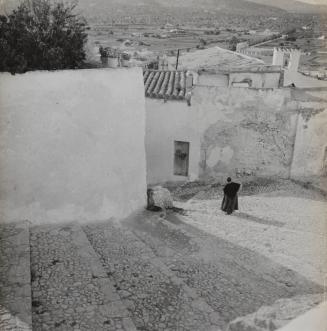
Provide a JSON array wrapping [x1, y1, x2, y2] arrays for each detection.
[[121, 211, 324, 326], [84, 220, 223, 331], [3, 191, 323, 330], [0, 222, 32, 331], [30, 224, 136, 331]]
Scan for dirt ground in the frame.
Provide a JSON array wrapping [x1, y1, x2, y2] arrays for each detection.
[[170, 178, 327, 287]]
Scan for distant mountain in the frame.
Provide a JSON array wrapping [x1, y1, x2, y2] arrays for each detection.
[[247, 0, 327, 13], [4, 0, 322, 18], [75, 0, 287, 17], [62, 0, 291, 20]]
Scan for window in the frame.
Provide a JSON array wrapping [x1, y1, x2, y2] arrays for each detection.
[[232, 82, 251, 87], [174, 141, 190, 176], [231, 78, 252, 88]]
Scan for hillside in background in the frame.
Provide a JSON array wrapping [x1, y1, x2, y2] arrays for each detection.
[[1, 0, 288, 17], [247, 0, 327, 13], [76, 0, 287, 17], [1, 0, 326, 22]]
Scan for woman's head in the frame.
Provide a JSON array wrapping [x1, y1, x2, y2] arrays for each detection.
[[227, 177, 232, 182]]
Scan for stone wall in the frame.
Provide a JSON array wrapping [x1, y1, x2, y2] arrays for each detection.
[[0, 68, 147, 223]]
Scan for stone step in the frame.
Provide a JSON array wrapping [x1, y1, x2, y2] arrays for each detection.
[[119, 210, 323, 326], [0, 221, 32, 331], [30, 223, 137, 331], [84, 219, 224, 331]]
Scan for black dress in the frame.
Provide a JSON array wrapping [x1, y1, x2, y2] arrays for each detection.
[[221, 182, 240, 214]]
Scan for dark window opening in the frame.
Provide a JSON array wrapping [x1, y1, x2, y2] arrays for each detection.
[[174, 141, 189, 176], [232, 78, 252, 88]]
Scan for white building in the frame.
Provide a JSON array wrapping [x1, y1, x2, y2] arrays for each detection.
[[0, 68, 147, 223], [144, 47, 327, 185]]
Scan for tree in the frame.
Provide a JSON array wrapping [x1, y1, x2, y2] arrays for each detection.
[[229, 36, 239, 51], [0, 0, 87, 73]]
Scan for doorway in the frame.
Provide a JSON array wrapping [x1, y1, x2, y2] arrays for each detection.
[[174, 141, 189, 176]]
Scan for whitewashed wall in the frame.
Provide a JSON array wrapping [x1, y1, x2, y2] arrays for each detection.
[[193, 82, 298, 180], [229, 72, 281, 88], [145, 73, 298, 184], [0, 68, 147, 223], [145, 98, 201, 185], [290, 91, 327, 178]]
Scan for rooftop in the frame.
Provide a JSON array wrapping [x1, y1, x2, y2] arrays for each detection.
[[143, 70, 187, 100], [168, 46, 268, 73]]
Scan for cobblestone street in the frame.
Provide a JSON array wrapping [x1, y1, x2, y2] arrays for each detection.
[[84, 221, 221, 331], [30, 224, 135, 331], [0, 222, 31, 331], [0, 185, 326, 330]]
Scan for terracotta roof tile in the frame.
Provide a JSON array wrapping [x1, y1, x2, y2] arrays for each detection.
[[143, 70, 187, 100]]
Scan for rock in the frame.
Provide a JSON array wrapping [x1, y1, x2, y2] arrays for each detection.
[[147, 186, 173, 210], [227, 294, 323, 331]]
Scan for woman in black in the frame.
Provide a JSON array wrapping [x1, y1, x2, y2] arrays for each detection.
[[221, 177, 241, 215]]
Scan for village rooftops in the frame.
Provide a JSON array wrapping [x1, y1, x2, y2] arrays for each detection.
[[169, 46, 271, 73], [143, 70, 188, 100]]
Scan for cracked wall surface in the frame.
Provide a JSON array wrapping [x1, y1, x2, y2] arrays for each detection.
[[0, 68, 147, 223], [291, 89, 327, 178], [193, 81, 298, 180], [146, 77, 327, 183]]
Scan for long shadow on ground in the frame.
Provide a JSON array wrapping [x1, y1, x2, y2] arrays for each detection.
[[236, 212, 285, 227], [121, 210, 324, 326]]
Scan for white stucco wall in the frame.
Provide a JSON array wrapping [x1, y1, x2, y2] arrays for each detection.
[[197, 74, 228, 87], [145, 72, 327, 184], [145, 98, 200, 185], [192, 85, 298, 180], [291, 105, 327, 178], [145, 85, 298, 184], [0, 68, 147, 223], [229, 72, 281, 88]]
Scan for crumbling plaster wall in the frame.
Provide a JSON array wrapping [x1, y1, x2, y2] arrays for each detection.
[[0, 68, 147, 223], [192, 80, 299, 180], [145, 74, 327, 185], [290, 89, 327, 179]]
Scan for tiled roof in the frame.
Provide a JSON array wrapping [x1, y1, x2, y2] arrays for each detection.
[[143, 70, 187, 100]]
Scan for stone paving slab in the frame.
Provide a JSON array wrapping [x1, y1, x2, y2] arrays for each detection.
[[30, 223, 137, 331], [84, 220, 224, 331], [120, 210, 324, 326], [0, 221, 32, 331]]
